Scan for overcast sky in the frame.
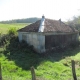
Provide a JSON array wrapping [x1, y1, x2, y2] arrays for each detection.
[[0, 0, 80, 21]]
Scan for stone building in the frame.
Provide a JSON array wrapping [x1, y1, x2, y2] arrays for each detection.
[[18, 16, 79, 53]]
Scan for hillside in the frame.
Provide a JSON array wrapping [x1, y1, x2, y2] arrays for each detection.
[[0, 17, 40, 23]]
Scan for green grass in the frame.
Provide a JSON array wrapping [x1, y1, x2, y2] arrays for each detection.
[[0, 23, 80, 80], [0, 23, 29, 34], [0, 36, 80, 80]]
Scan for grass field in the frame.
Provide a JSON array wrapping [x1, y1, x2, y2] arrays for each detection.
[[0, 23, 80, 80], [0, 23, 29, 34]]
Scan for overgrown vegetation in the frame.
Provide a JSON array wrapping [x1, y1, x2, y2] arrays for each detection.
[[8, 27, 17, 35], [0, 29, 80, 80], [67, 16, 80, 34]]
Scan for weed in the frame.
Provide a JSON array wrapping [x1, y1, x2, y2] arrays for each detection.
[[8, 27, 17, 35]]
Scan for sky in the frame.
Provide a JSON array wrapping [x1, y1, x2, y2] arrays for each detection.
[[0, 0, 80, 21]]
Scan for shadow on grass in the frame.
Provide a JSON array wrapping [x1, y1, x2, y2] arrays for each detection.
[[3, 36, 80, 70]]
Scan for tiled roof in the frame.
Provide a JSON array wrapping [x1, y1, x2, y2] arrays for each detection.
[[18, 18, 78, 33]]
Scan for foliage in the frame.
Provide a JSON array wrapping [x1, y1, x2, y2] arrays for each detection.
[[67, 16, 80, 33], [0, 34, 8, 46], [8, 27, 17, 35], [0, 17, 40, 23]]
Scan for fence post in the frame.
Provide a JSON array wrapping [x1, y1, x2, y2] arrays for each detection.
[[31, 66, 36, 80], [71, 60, 77, 80], [0, 63, 2, 80]]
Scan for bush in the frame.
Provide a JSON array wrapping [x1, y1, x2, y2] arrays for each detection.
[[0, 33, 17, 46], [8, 27, 17, 35], [0, 33, 8, 46]]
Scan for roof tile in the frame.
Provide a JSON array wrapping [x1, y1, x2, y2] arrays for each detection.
[[18, 18, 78, 33]]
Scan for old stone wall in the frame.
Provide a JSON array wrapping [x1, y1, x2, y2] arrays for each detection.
[[18, 32, 79, 53], [18, 32, 45, 53]]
